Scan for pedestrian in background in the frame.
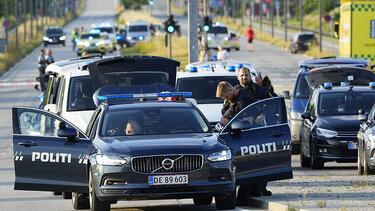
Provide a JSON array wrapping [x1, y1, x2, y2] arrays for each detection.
[[245, 25, 254, 51], [217, 45, 229, 61], [37, 49, 48, 76], [46, 49, 54, 64], [72, 28, 79, 51]]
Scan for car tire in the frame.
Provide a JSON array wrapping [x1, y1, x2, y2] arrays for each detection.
[[63, 192, 72, 199], [89, 168, 110, 211], [52, 192, 62, 195], [72, 192, 90, 210], [62, 42, 65, 47], [310, 141, 324, 169], [77, 52, 81, 56], [44, 43, 48, 47], [300, 144, 310, 167], [291, 143, 300, 154], [215, 186, 236, 210], [235, 48, 240, 51], [358, 141, 364, 175], [193, 196, 213, 205], [363, 149, 375, 175], [226, 48, 231, 52]]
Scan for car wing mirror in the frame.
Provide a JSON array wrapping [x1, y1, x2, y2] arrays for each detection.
[[358, 114, 368, 122], [57, 122, 78, 142], [300, 111, 311, 120], [282, 90, 291, 99], [230, 120, 251, 136]]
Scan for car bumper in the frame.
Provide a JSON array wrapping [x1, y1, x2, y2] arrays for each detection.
[[314, 137, 357, 162], [92, 160, 235, 201], [45, 39, 65, 44], [77, 46, 105, 53], [290, 119, 302, 144]]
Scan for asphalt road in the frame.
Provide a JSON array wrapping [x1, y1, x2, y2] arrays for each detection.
[[0, 0, 358, 211]]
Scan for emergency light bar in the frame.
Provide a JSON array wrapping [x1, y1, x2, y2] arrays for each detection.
[[98, 92, 193, 100]]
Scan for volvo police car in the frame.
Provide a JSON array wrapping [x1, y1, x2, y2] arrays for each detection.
[[179, 61, 260, 128], [12, 83, 292, 210], [300, 67, 375, 169]]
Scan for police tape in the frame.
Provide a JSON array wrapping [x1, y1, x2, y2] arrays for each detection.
[[0, 81, 39, 87]]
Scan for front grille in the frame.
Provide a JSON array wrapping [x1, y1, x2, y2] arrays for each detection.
[[131, 154, 203, 174]]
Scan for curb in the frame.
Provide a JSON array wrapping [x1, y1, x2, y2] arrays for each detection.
[[248, 197, 310, 211]]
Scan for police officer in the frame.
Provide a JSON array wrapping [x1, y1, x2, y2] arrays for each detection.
[[46, 49, 54, 64], [37, 49, 48, 76]]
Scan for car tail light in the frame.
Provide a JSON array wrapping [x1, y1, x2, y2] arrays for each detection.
[[296, 40, 302, 44], [233, 37, 239, 41]]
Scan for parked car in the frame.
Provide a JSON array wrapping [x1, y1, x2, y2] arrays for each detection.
[[127, 21, 150, 44], [357, 101, 375, 175], [290, 32, 318, 54], [43, 26, 66, 47], [285, 57, 371, 154], [300, 67, 375, 169]]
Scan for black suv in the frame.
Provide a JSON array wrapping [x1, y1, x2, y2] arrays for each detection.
[[43, 26, 66, 47], [300, 67, 375, 169], [290, 32, 317, 54]]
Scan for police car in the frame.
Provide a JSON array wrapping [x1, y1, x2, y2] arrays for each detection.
[[300, 67, 375, 169], [207, 23, 239, 51], [12, 82, 292, 210], [91, 23, 117, 50], [127, 21, 150, 44], [179, 61, 260, 129], [76, 32, 106, 56], [100, 32, 114, 53], [358, 103, 375, 175]]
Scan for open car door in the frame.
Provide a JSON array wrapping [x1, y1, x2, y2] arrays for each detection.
[[12, 107, 90, 193], [218, 97, 293, 185]]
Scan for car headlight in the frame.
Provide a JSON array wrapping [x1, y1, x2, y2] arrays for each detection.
[[127, 36, 132, 40], [59, 36, 66, 40], [224, 36, 229, 41], [96, 155, 127, 166], [208, 150, 231, 162], [207, 36, 212, 41], [43, 36, 49, 41], [290, 111, 302, 120], [316, 128, 338, 138], [369, 133, 375, 142], [138, 36, 144, 40]]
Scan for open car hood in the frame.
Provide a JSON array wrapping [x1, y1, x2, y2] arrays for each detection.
[[306, 67, 375, 88], [87, 55, 180, 90]]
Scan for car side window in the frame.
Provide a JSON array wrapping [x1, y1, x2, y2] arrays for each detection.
[[86, 108, 102, 139], [16, 109, 75, 137], [222, 98, 285, 133]]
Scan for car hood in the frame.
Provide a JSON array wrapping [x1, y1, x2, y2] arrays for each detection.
[[46, 33, 64, 37], [96, 133, 225, 156], [316, 115, 362, 132], [306, 67, 375, 88], [197, 103, 222, 123], [87, 56, 179, 90], [291, 98, 309, 113]]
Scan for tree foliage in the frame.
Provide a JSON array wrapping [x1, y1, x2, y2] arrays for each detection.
[[120, 0, 148, 10]]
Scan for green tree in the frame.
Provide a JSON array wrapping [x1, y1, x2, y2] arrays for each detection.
[[120, 0, 148, 10]]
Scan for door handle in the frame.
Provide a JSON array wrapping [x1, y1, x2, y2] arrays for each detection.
[[18, 141, 37, 147], [270, 132, 286, 137]]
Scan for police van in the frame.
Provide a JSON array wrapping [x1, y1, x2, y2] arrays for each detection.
[[178, 61, 260, 129]]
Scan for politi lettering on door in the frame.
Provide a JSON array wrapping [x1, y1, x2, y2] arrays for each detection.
[[32, 152, 72, 163], [240, 142, 277, 156]]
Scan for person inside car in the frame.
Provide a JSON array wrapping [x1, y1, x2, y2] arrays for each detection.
[[125, 120, 142, 135]]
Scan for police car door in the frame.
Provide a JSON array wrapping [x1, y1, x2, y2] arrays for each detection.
[[218, 97, 293, 185], [12, 107, 90, 192]]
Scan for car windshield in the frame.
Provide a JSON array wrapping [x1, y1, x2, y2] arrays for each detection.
[[100, 107, 210, 136], [80, 34, 100, 39], [176, 76, 238, 104], [129, 25, 148, 32], [46, 28, 63, 34], [298, 34, 315, 41], [67, 76, 96, 111], [208, 27, 228, 34], [95, 27, 114, 33], [294, 75, 311, 98], [319, 92, 375, 115]]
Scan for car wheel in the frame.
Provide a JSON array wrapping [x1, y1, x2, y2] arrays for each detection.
[[63, 192, 72, 199], [44, 43, 48, 47], [77, 52, 81, 56], [62, 42, 65, 46], [291, 143, 300, 154], [235, 48, 240, 51], [52, 192, 62, 195], [89, 168, 110, 211], [215, 186, 236, 210], [310, 141, 324, 169], [72, 192, 90, 210], [226, 48, 231, 52], [363, 149, 375, 175], [358, 141, 364, 175], [193, 196, 213, 205], [300, 144, 310, 167]]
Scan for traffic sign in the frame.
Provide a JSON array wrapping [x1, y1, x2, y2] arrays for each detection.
[[324, 14, 332, 22], [3, 19, 11, 28], [275, 1, 280, 10]]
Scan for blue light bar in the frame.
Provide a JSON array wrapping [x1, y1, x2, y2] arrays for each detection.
[[190, 67, 198, 72], [237, 64, 243, 68], [97, 92, 193, 100], [90, 29, 101, 33], [340, 82, 349, 86], [369, 82, 375, 88], [323, 82, 332, 89], [227, 66, 235, 71], [116, 35, 122, 40]]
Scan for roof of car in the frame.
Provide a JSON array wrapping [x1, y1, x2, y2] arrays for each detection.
[[317, 85, 375, 93], [127, 21, 149, 26], [45, 56, 105, 75], [177, 69, 238, 78], [106, 101, 192, 112], [300, 57, 370, 70]]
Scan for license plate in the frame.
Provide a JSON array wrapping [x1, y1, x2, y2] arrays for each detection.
[[148, 174, 188, 186], [348, 141, 357, 149]]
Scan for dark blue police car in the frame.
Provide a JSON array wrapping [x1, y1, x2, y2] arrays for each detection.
[[300, 67, 375, 169]]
